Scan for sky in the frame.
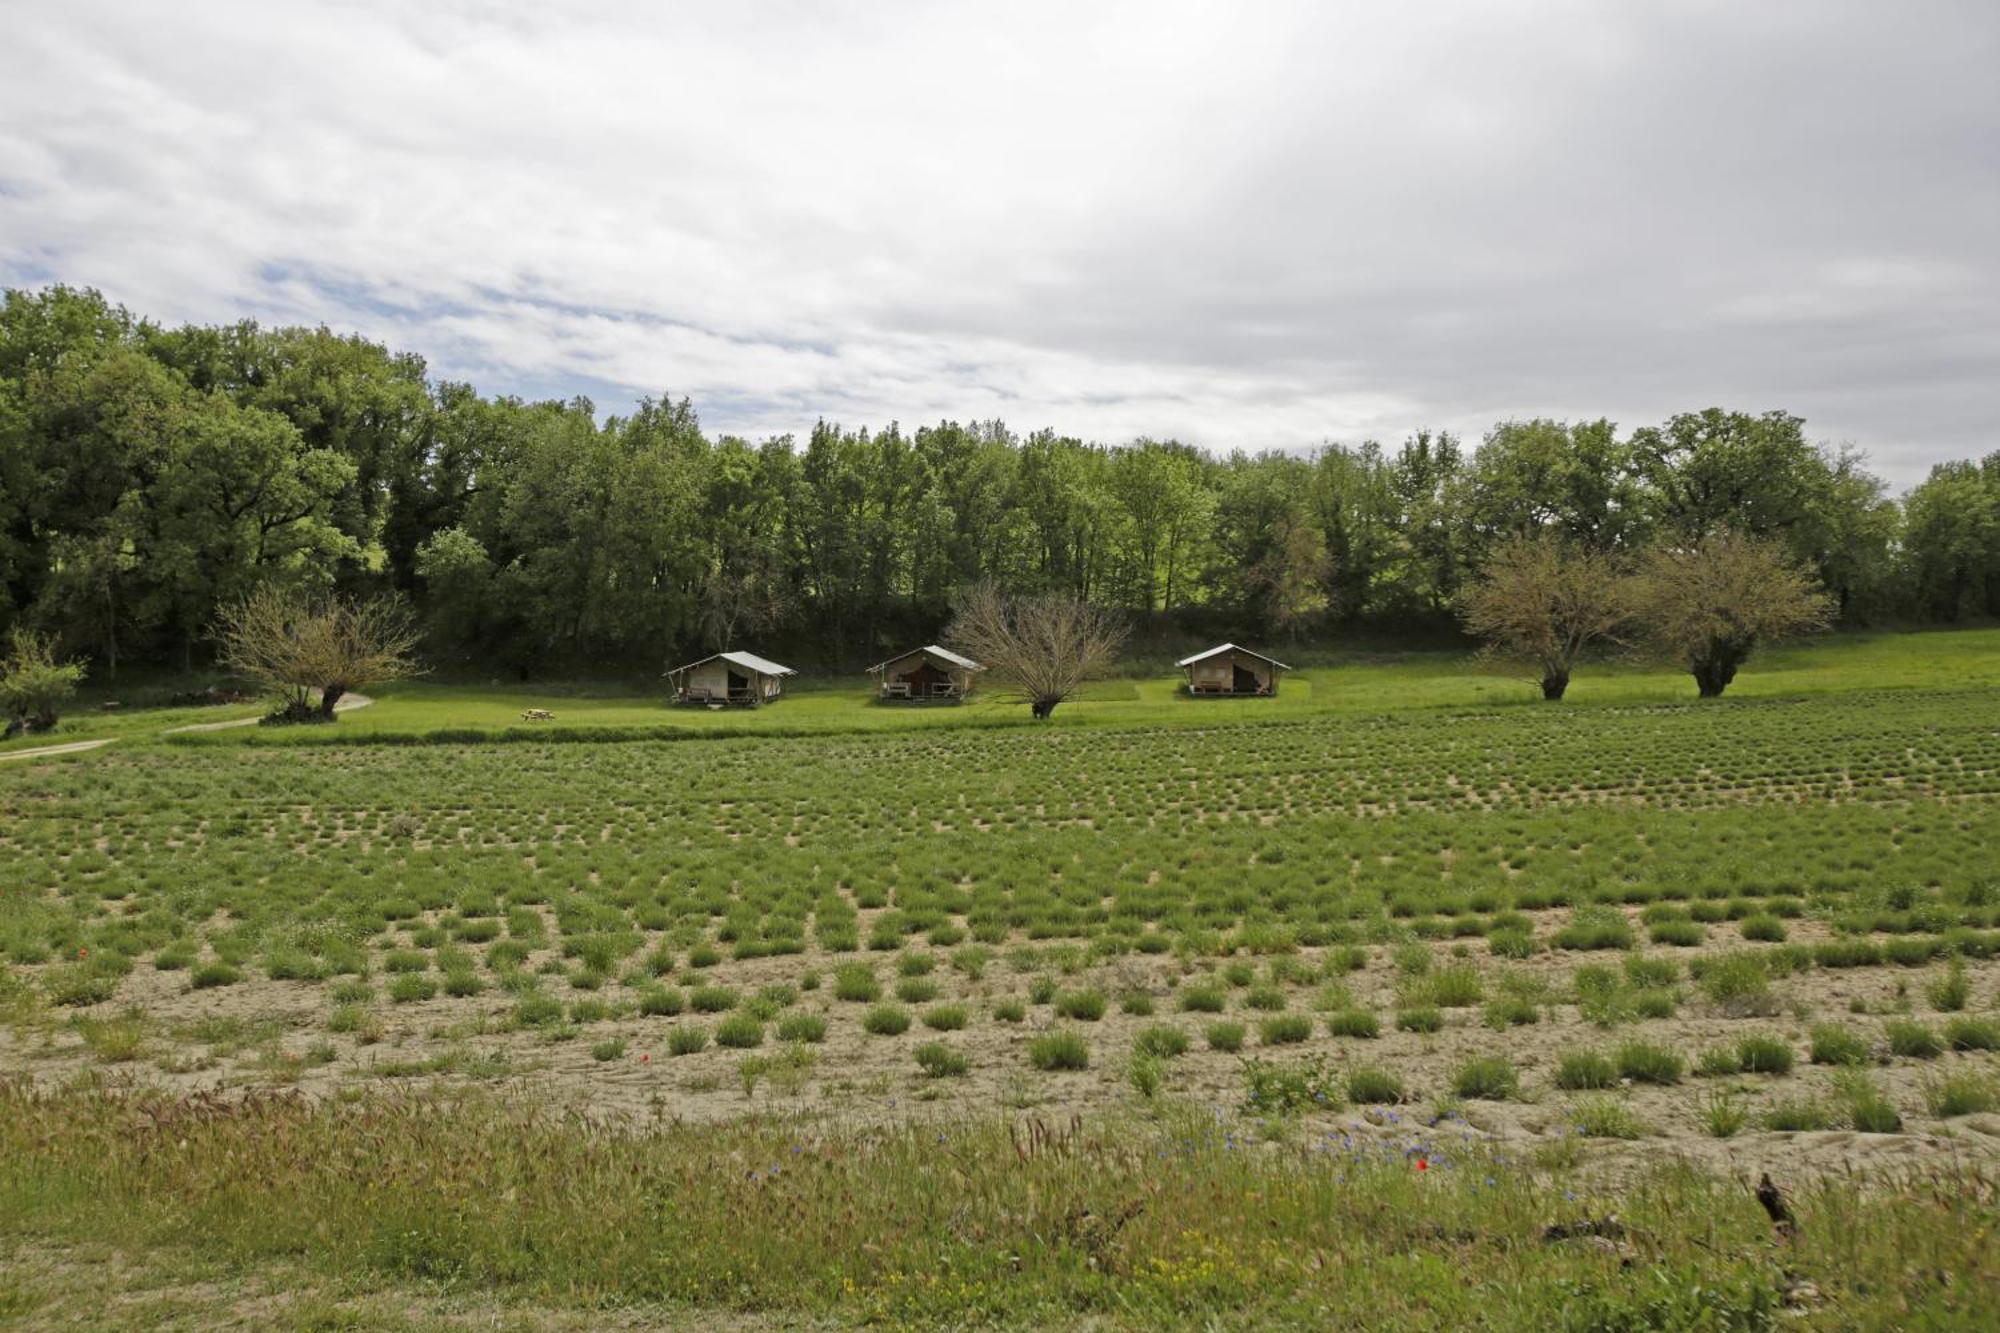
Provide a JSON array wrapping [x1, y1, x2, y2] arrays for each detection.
[[3, 1, 1996, 485]]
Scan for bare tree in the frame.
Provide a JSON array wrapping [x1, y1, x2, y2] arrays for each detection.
[[213, 585, 424, 722], [944, 584, 1126, 718], [1458, 533, 1627, 700], [1630, 530, 1834, 698]]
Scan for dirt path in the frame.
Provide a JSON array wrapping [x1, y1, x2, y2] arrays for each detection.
[[0, 694, 374, 762]]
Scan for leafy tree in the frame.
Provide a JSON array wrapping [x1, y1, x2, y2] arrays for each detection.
[[1900, 457, 2000, 621], [0, 629, 86, 733], [1630, 531, 1834, 698], [213, 584, 423, 721], [1458, 533, 1627, 699], [943, 584, 1125, 719]]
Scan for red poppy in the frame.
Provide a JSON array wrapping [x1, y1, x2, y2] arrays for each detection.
[[1415, 1157, 1428, 1172]]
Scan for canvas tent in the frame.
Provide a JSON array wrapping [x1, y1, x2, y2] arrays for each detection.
[[866, 645, 984, 701], [667, 651, 796, 705], [1176, 644, 1289, 696]]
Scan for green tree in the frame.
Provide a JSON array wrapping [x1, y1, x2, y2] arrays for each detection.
[[1630, 530, 1834, 698]]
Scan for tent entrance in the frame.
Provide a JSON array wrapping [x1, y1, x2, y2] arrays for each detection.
[[728, 669, 750, 700], [1232, 663, 1259, 693]]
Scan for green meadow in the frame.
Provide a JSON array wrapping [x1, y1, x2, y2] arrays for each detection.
[[2, 627, 1998, 1327]]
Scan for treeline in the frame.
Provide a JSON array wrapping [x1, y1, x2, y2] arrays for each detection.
[[2, 285, 1996, 676]]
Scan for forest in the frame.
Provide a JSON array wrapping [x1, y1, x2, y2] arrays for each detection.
[[3, 283, 1996, 677]]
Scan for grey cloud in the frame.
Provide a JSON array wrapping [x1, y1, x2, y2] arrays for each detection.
[[2, 0, 1994, 482]]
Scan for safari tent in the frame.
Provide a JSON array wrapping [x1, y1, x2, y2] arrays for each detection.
[[866, 645, 983, 701], [1177, 644, 1289, 696], [667, 651, 796, 705]]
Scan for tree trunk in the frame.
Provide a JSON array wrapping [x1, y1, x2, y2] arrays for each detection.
[[318, 685, 346, 720], [1540, 672, 1569, 701], [1032, 696, 1058, 719]]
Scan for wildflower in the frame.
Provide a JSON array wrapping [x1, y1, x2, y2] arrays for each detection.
[[1415, 1156, 1428, 1172], [640, 1052, 651, 1063]]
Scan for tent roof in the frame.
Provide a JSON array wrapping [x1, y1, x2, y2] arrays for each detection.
[[1175, 643, 1292, 671], [667, 650, 797, 678], [868, 644, 984, 674]]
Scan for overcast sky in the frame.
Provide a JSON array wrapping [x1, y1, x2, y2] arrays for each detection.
[[4, 1, 1995, 485]]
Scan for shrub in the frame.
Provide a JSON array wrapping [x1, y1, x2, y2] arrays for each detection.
[[1134, 1025, 1190, 1058], [689, 985, 739, 1013], [1395, 1006, 1443, 1034], [1482, 998, 1539, 1030], [1649, 919, 1705, 947], [1922, 1071, 1999, 1118], [388, 974, 437, 1004], [992, 999, 1026, 1023], [1925, 961, 1971, 1013], [1832, 1070, 1902, 1132], [1944, 1016, 2000, 1051], [1696, 1046, 1742, 1077], [862, 1004, 911, 1036], [1028, 1030, 1089, 1070], [1762, 1097, 1833, 1132], [1205, 1021, 1246, 1053], [1027, 976, 1058, 1005], [1570, 1097, 1646, 1140], [1451, 1057, 1518, 1100], [1701, 1089, 1749, 1138], [1055, 989, 1106, 1021], [1810, 1023, 1871, 1066], [1346, 1066, 1405, 1104], [1119, 991, 1155, 1016], [591, 1038, 626, 1062], [1554, 1050, 1618, 1091], [1178, 985, 1226, 1013], [1241, 1054, 1342, 1114], [1551, 907, 1635, 952], [1425, 965, 1485, 1008], [667, 1026, 709, 1056], [914, 1042, 970, 1078], [1735, 1033, 1795, 1075], [639, 986, 685, 1017], [1615, 1041, 1684, 1085], [776, 1012, 827, 1043], [1488, 929, 1537, 959], [714, 1015, 764, 1049], [1885, 1021, 1943, 1059], [189, 962, 243, 991], [512, 992, 564, 1027], [1696, 953, 1777, 1017], [1738, 914, 1787, 943], [894, 978, 939, 1004], [832, 965, 881, 1003], [1259, 1013, 1313, 1045], [1325, 1008, 1381, 1039]]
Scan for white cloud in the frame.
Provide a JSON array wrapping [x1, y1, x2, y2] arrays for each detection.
[[3, 0, 1996, 482]]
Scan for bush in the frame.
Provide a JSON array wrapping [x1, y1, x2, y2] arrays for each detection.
[[387, 974, 436, 1004], [1424, 965, 1485, 1008], [1810, 1023, 1871, 1066], [894, 978, 939, 1004], [992, 999, 1026, 1023], [922, 1004, 968, 1032], [1241, 1054, 1342, 1114], [1735, 1033, 1795, 1075], [862, 1004, 911, 1036], [1325, 1008, 1381, 1039], [1926, 961, 1971, 1013], [1615, 1041, 1684, 1085], [1055, 989, 1107, 1021], [1696, 953, 1777, 1017], [591, 1038, 626, 1062], [1134, 1025, 1189, 1058], [713, 1015, 764, 1049], [1922, 1071, 1999, 1118], [1944, 1016, 2000, 1051], [1832, 1071, 1902, 1132], [1178, 985, 1226, 1013], [1696, 1046, 1742, 1077], [775, 1012, 827, 1043], [1451, 1057, 1518, 1100], [914, 1042, 970, 1078], [1027, 1030, 1089, 1070], [1649, 919, 1705, 947], [667, 1026, 709, 1056], [832, 965, 880, 1003], [1205, 1021, 1246, 1053], [1569, 1097, 1646, 1140], [1885, 1021, 1943, 1059], [1762, 1097, 1833, 1132], [1738, 914, 1787, 943], [690, 985, 739, 1014], [639, 986, 685, 1017], [1551, 907, 1635, 952], [1395, 1006, 1443, 1034], [1701, 1089, 1749, 1138], [1554, 1050, 1618, 1091], [1346, 1066, 1405, 1104], [190, 962, 243, 991], [1259, 1013, 1313, 1045]]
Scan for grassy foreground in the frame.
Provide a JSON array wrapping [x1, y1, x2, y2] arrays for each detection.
[[1, 1081, 1992, 1330]]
